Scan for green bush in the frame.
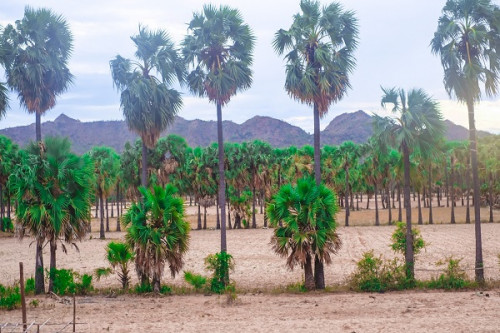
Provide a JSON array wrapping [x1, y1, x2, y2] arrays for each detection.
[[159, 285, 172, 295], [391, 222, 425, 256], [426, 257, 473, 290], [205, 252, 234, 294], [184, 271, 207, 291], [134, 283, 153, 294], [0, 284, 21, 310], [25, 277, 35, 295], [349, 251, 409, 292], [48, 268, 93, 295], [1, 217, 14, 232]]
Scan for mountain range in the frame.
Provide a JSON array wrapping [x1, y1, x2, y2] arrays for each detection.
[[0, 110, 491, 154]]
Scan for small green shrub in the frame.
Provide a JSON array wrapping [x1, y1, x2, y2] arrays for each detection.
[[25, 277, 35, 295], [159, 285, 172, 295], [1, 217, 14, 232], [205, 252, 235, 294], [48, 268, 93, 295], [134, 283, 153, 294], [29, 299, 39, 308], [427, 257, 473, 290], [0, 284, 21, 310], [391, 222, 425, 256], [285, 282, 307, 293], [184, 271, 207, 291], [349, 251, 409, 292]]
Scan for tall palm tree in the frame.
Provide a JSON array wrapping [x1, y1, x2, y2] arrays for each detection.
[[335, 141, 360, 227], [431, 0, 500, 283], [0, 7, 73, 142], [273, 0, 358, 289], [110, 26, 184, 188], [182, 5, 255, 253], [267, 177, 341, 290], [122, 184, 190, 292], [374, 87, 445, 281], [11, 136, 93, 294]]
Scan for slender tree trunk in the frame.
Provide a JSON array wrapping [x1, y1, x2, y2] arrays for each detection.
[[116, 185, 121, 232], [99, 190, 105, 239], [489, 173, 494, 223], [417, 190, 423, 225], [466, 100, 484, 283], [345, 166, 350, 227], [227, 200, 232, 230], [216, 102, 227, 254], [111, 199, 114, 218], [313, 103, 324, 290], [445, 162, 449, 208], [35, 238, 45, 294], [197, 203, 202, 230], [374, 183, 379, 226], [6, 193, 10, 220], [314, 256, 325, 290], [106, 198, 110, 232], [36, 113, 42, 142], [450, 157, 456, 224], [387, 183, 392, 224], [428, 165, 434, 225], [260, 190, 264, 214], [95, 196, 98, 218], [437, 187, 441, 207], [252, 187, 257, 228], [141, 141, 148, 188], [402, 143, 414, 281], [398, 183, 402, 222], [216, 196, 220, 230], [466, 162, 471, 224], [366, 194, 370, 210], [0, 184, 3, 222], [203, 206, 207, 230], [49, 238, 57, 292], [304, 253, 315, 291], [423, 186, 427, 208]]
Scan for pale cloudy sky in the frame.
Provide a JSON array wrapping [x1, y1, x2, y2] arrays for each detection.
[[1, 0, 499, 134]]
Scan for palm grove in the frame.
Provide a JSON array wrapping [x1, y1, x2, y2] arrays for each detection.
[[0, 0, 499, 294]]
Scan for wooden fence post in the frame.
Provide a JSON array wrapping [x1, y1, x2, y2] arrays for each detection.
[[19, 262, 27, 331]]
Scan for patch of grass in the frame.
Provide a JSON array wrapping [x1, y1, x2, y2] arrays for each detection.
[[0, 284, 21, 310], [425, 257, 476, 290]]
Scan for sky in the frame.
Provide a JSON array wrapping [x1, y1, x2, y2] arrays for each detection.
[[0, 0, 500, 134]]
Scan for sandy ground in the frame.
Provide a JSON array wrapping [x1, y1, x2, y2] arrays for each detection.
[[1, 205, 500, 331]]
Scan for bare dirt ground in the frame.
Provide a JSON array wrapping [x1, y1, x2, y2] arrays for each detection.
[[1, 204, 500, 332]]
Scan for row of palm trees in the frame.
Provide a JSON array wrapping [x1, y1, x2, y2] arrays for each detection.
[[1, 0, 500, 287]]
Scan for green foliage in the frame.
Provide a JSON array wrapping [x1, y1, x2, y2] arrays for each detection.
[[134, 283, 153, 294], [160, 285, 172, 295], [105, 241, 134, 289], [205, 252, 234, 294], [184, 271, 207, 291], [426, 257, 473, 290], [94, 267, 112, 280], [349, 251, 409, 292], [391, 222, 425, 256], [0, 284, 21, 310], [1, 217, 14, 232], [29, 299, 39, 308], [48, 268, 93, 295], [285, 282, 308, 293], [25, 277, 35, 294]]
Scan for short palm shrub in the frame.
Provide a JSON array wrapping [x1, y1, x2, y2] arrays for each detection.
[[205, 252, 234, 294], [427, 257, 474, 290], [0, 284, 21, 310], [95, 242, 134, 289], [184, 271, 207, 291]]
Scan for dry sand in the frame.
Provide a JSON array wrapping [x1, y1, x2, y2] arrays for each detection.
[[1, 206, 500, 332]]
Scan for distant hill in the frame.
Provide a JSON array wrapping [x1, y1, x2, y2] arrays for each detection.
[[0, 111, 490, 154]]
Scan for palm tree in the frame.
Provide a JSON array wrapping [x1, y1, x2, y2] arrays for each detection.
[[335, 141, 360, 227], [122, 184, 190, 292], [431, 0, 500, 283], [11, 136, 93, 294], [88, 146, 120, 239], [0, 136, 18, 227], [110, 26, 184, 188], [374, 87, 445, 281], [267, 177, 341, 290], [0, 7, 73, 142], [273, 0, 358, 289], [105, 242, 134, 289], [182, 5, 255, 253]]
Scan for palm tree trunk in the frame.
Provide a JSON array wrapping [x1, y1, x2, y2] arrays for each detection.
[[252, 187, 256, 228], [227, 200, 232, 229], [450, 157, 455, 224], [197, 203, 202, 230], [304, 253, 315, 291], [489, 173, 494, 223], [466, 100, 484, 283], [106, 198, 110, 231], [116, 184, 121, 232], [313, 103, 321, 186], [374, 183, 379, 226], [203, 205, 207, 230], [366, 193, 370, 210], [141, 141, 148, 188], [0, 184, 3, 222], [35, 238, 45, 294], [398, 183, 402, 222], [216, 102, 227, 254], [402, 142, 414, 281], [466, 163, 471, 224], [7, 192, 11, 220], [387, 183, 392, 224], [445, 162, 449, 207], [36, 112, 42, 142], [417, 190, 423, 225], [49, 238, 57, 292], [95, 196, 98, 218], [314, 256, 324, 289], [428, 165, 434, 225], [345, 166, 350, 227], [216, 196, 220, 230], [99, 190, 105, 239]]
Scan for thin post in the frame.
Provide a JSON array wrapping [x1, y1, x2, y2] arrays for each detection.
[[19, 262, 27, 331], [37, 324, 40, 333], [73, 294, 76, 332]]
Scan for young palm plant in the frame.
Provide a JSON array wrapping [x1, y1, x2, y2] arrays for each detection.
[[96, 242, 134, 290], [122, 184, 190, 292], [110, 26, 184, 188], [0, 7, 73, 142], [431, 0, 500, 283], [267, 177, 341, 291], [273, 0, 358, 289], [374, 87, 445, 282], [182, 5, 255, 254]]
